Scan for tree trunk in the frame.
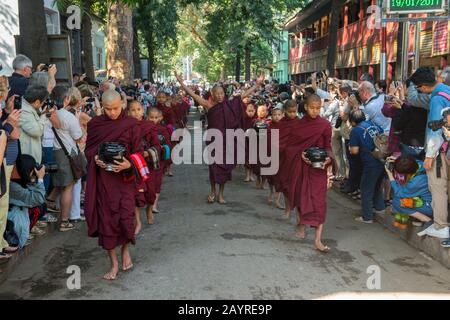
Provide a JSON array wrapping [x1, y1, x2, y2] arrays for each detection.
[[106, 1, 134, 85], [244, 43, 251, 81], [145, 30, 155, 83], [81, 0, 95, 80], [18, 0, 49, 66], [235, 48, 241, 82], [133, 18, 142, 79]]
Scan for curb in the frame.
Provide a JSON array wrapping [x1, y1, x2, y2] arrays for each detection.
[[0, 221, 59, 285], [331, 184, 450, 269]]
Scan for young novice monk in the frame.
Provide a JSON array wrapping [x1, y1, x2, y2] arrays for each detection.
[[244, 104, 257, 182], [272, 99, 299, 219], [253, 103, 270, 189], [147, 107, 172, 214], [267, 107, 284, 209], [276, 95, 332, 252], [128, 101, 161, 228]]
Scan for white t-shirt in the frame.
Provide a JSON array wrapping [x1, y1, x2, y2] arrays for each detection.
[[42, 122, 55, 148], [53, 109, 83, 154]]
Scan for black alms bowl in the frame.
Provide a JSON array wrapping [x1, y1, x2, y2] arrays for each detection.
[[98, 142, 127, 171], [305, 147, 327, 168]]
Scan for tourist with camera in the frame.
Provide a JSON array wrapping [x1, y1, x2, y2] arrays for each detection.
[[384, 155, 433, 227], [409, 67, 450, 240], [85, 89, 143, 281], [0, 74, 22, 259], [19, 85, 60, 164], [349, 109, 386, 224], [7, 154, 46, 248], [49, 85, 84, 232]]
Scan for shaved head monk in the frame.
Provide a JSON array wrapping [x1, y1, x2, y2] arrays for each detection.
[[85, 89, 143, 280], [175, 71, 264, 204]]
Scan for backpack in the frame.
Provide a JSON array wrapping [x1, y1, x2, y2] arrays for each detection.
[[362, 122, 390, 160]]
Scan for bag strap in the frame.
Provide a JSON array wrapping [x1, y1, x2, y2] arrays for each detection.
[[51, 127, 71, 158], [437, 91, 450, 101]]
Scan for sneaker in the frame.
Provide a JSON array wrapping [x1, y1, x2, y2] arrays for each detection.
[[424, 226, 450, 239], [417, 221, 434, 237], [44, 213, 58, 223], [355, 217, 374, 224], [441, 239, 450, 248], [374, 209, 386, 215]]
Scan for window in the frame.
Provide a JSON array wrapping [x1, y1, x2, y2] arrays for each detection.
[[45, 9, 60, 35], [96, 47, 103, 70]]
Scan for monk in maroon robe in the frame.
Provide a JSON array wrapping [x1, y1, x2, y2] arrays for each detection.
[[175, 71, 264, 203], [275, 96, 333, 253], [85, 90, 143, 280], [243, 104, 256, 182], [155, 92, 177, 126], [148, 107, 173, 214], [127, 100, 161, 230]]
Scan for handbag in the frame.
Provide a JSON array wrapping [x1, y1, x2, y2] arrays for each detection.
[[52, 127, 87, 180], [0, 163, 6, 199]]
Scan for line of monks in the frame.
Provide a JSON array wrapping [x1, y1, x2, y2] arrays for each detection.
[[84, 76, 334, 281]]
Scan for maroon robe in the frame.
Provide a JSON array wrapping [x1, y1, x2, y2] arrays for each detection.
[[243, 113, 256, 169], [275, 116, 332, 227], [85, 111, 142, 250], [149, 123, 172, 195], [251, 117, 270, 177], [156, 103, 177, 126], [173, 100, 190, 128], [137, 120, 161, 206], [206, 97, 244, 184]]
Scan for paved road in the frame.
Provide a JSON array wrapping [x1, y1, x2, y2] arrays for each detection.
[[0, 116, 449, 300]]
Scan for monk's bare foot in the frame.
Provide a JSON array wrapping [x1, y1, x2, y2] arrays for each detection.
[[275, 202, 285, 210], [281, 211, 291, 220], [218, 196, 226, 204], [244, 177, 251, 182], [103, 266, 119, 280], [267, 195, 273, 205], [122, 252, 134, 271], [134, 222, 142, 235], [146, 212, 154, 225], [250, 176, 255, 182], [314, 241, 331, 253], [295, 225, 306, 239], [152, 208, 160, 214]]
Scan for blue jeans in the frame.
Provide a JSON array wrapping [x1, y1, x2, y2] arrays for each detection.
[[360, 164, 386, 221], [42, 147, 54, 193]]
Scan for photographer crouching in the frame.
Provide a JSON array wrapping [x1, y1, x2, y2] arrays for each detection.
[[85, 89, 143, 280]]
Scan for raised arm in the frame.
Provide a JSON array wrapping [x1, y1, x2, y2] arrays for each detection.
[[174, 72, 213, 110], [241, 75, 265, 99]]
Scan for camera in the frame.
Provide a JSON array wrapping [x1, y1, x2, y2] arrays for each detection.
[[428, 108, 450, 131], [14, 95, 22, 110], [304, 147, 328, 168], [384, 159, 395, 171], [98, 142, 127, 172], [42, 64, 52, 72], [36, 163, 58, 173], [84, 97, 95, 112]]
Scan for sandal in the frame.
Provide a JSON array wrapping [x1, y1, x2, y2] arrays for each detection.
[[207, 194, 216, 204], [3, 247, 19, 254], [0, 252, 11, 260], [59, 221, 75, 232]]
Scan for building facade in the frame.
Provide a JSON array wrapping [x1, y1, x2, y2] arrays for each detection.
[[285, 0, 450, 83], [272, 30, 289, 83]]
